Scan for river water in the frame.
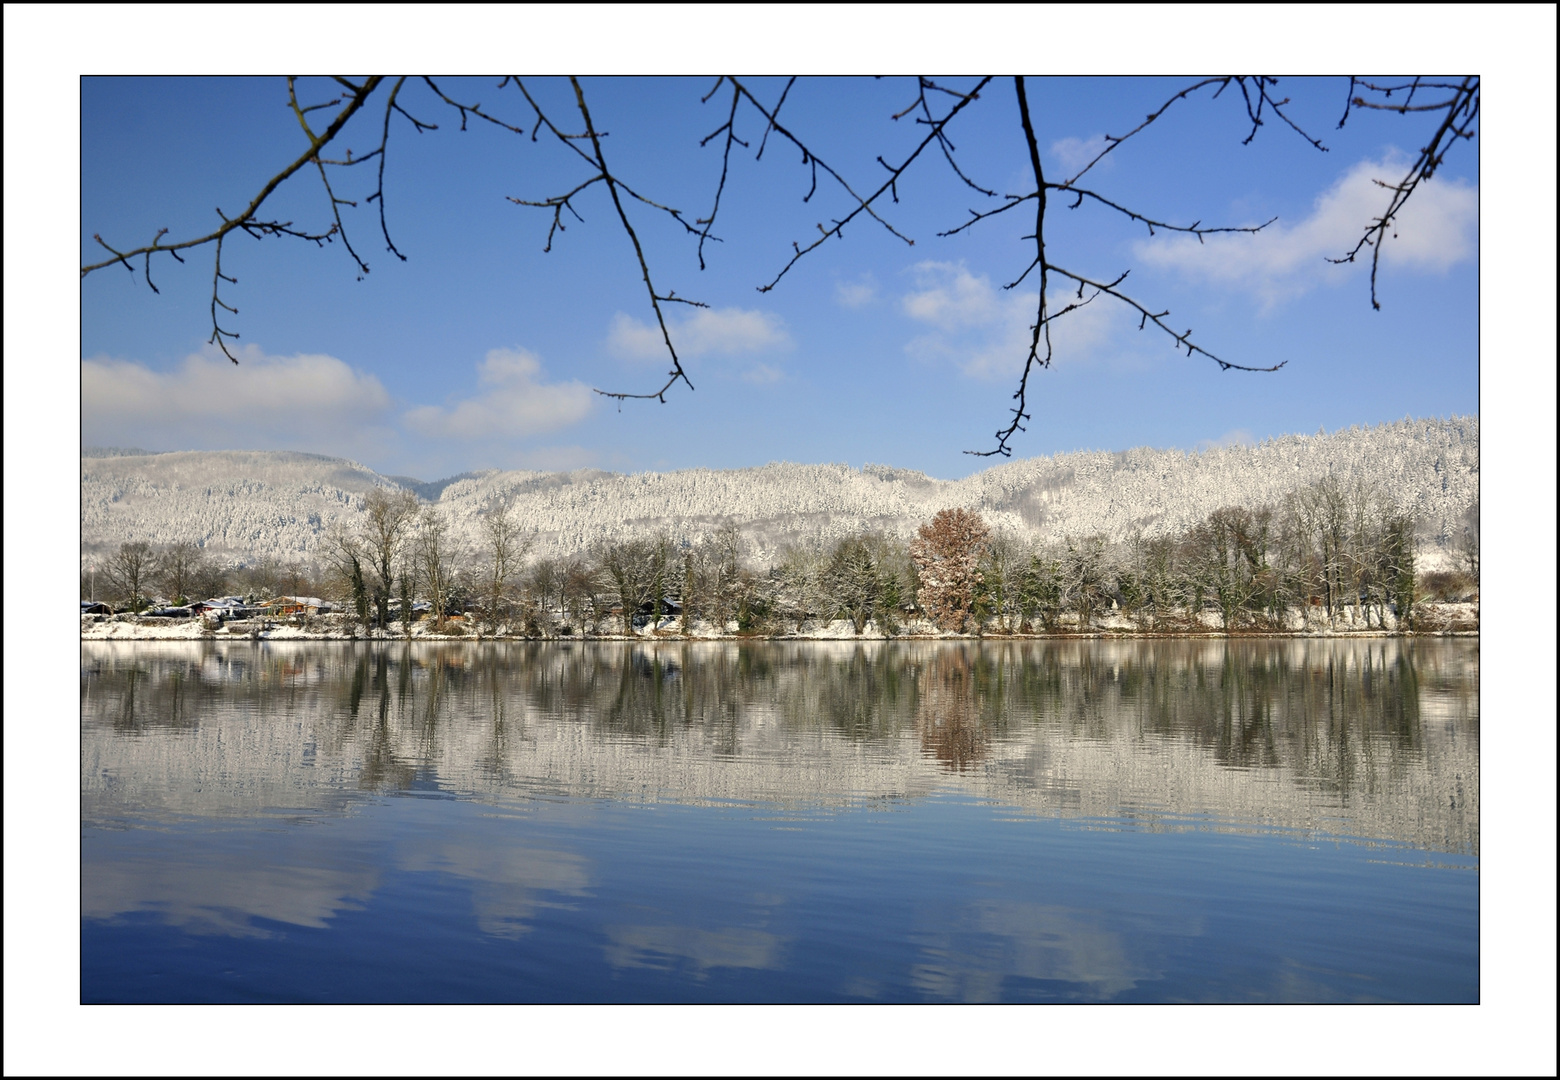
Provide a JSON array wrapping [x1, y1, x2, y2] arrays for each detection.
[[81, 638, 1478, 1002]]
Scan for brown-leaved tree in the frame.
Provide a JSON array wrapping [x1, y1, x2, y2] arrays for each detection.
[[911, 508, 991, 633]]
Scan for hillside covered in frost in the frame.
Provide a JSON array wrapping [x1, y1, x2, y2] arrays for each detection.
[[82, 416, 1477, 568]]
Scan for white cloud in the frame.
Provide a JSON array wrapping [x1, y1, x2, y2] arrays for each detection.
[[82, 345, 394, 456], [403, 348, 592, 439], [901, 261, 1005, 331], [1050, 134, 1110, 177], [1135, 155, 1477, 306], [742, 362, 784, 385], [607, 306, 791, 361], [605, 312, 665, 360], [835, 274, 878, 308], [901, 262, 1121, 380]]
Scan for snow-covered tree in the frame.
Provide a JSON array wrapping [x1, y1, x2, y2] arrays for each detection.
[[824, 535, 881, 636], [1062, 535, 1112, 629], [775, 544, 826, 633], [980, 531, 1025, 633], [596, 536, 669, 634]]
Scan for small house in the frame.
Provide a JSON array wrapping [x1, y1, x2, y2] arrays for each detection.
[[195, 597, 258, 621]]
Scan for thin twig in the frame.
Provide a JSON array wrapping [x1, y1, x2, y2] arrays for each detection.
[[289, 77, 369, 278], [84, 77, 384, 363], [368, 76, 410, 262], [82, 78, 380, 277], [568, 77, 696, 403], [1328, 76, 1478, 308], [970, 76, 1050, 458], [728, 75, 992, 292], [970, 77, 1292, 457], [694, 83, 744, 269]]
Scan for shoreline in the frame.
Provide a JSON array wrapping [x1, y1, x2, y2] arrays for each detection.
[[82, 606, 1479, 644]]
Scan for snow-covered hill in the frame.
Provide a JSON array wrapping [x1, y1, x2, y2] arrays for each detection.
[[82, 450, 387, 561], [82, 416, 1478, 568]]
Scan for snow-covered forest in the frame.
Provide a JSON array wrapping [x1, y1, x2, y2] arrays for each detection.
[[84, 416, 1478, 571]]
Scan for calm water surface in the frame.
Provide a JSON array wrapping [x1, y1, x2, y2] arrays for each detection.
[[81, 639, 1478, 1002]]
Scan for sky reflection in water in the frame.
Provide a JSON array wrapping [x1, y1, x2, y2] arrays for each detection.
[[81, 639, 1478, 1002]]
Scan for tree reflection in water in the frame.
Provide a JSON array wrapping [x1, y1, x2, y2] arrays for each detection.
[[81, 638, 1478, 854], [915, 647, 991, 771]]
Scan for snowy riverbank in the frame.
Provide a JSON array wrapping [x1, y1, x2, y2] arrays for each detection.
[[82, 603, 1478, 642]]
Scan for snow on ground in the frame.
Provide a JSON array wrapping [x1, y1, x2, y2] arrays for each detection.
[[82, 603, 1478, 642]]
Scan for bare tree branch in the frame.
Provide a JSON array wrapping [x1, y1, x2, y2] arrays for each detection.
[[899, 76, 999, 198], [1056, 77, 1230, 190], [83, 76, 1475, 448], [1050, 265, 1288, 373], [82, 79, 381, 276], [753, 76, 795, 161], [1338, 77, 1470, 128], [730, 76, 994, 292], [501, 77, 713, 403], [84, 77, 385, 362], [694, 79, 743, 269], [367, 76, 414, 262], [969, 75, 1050, 459], [289, 77, 370, 278], [569, 77, 696, 403], [422, 75, 524, 135], [508, 77, 704, 238], [1328, 76, 1478, 308], [968, 77, 1292, 458], [1228, 75, 1328, 151]]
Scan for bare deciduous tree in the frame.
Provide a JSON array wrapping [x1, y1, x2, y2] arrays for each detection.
[[105, 541, 157, 612], [596, 535, 667, 634], [276, 560, 314, 600], [324, 525, 371, 626], [155, 540, 225, 605], [1456, 500, 1479, 580], [417, 505, 462, 632], [562, 555, 605, 634], [477, 498, 529, 632], [81, 76, 1477, 456], [361, 487, 419, 629], [701, 523, 744, 632], [524, 558, 564, 633]]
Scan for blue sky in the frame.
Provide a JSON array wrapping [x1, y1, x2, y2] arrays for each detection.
[[80, 73, 1480, 480]]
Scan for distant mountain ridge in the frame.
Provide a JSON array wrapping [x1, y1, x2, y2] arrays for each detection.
[[81, 417, 1478, 568]]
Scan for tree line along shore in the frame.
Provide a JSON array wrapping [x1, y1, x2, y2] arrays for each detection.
[[84, 475, 1479, 641]]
